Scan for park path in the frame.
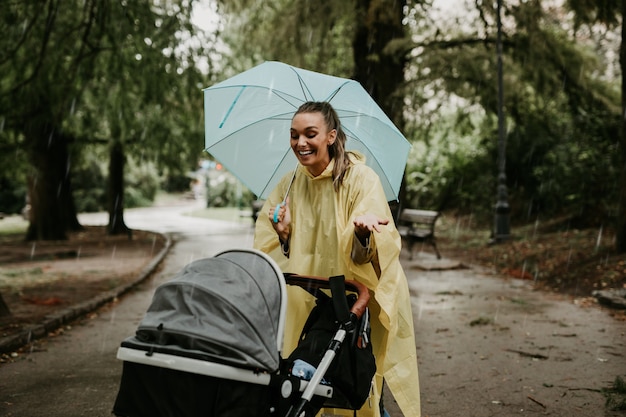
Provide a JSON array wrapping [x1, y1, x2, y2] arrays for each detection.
[[0, 199, 624, 417]]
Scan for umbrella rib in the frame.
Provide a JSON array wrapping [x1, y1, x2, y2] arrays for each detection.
[[206, 111, 296, 151], [325, 81, 353, 103], [288, 66, 315, 101], [219, 86, 246, 128]]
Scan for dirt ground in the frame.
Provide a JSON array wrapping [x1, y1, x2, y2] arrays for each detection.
[[435, 215, 626, 310], [0, 226, 167, 343]]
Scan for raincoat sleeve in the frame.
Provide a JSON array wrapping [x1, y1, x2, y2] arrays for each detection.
[[253, 174, 293, 270]]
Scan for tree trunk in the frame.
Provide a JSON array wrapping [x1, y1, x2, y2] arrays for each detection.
[[0, 294, 10, 317], [617, 0, 626, 253], [58, 132, 82, 232], [352, 0, 408, 130], [107, 141, 131, 237], [353, 0, 409, 212], [25, 122, 80, 241]]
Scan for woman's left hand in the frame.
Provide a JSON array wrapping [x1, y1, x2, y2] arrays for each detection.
[[353, 214, 389, 241]]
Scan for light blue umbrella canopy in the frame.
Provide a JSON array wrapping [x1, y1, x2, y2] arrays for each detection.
[[203, 61, 411, 201]]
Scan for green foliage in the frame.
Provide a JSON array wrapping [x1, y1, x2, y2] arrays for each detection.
[[0, 133, 28, 215], [0, 0, 215, 238], [72, 158, 107, 213], [0, 177, 27, 215], [404, 107, 495, 222], [206, 170, 255, 208], [566, 0, 621, 27], [0, 0, 622, 237], [402, 0, 620, 227], [124, 158, 161, 208], [215, 0, 355, 77], [68, 153, 161, 212]]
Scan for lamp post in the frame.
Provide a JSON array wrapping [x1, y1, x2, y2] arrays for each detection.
[[492, 0, 511, 243]]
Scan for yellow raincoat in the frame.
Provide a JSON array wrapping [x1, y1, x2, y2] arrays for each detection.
[[254, 152, 421, 417]]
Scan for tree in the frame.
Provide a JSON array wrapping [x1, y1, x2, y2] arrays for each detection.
[[352, 0, 408, 128], [394, 1, 620, 225], [0, 1, 209, 239], [1, 1, 112, 240], [565, 0, 626, 252]]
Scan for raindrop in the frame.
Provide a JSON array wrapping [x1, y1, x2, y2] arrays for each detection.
[[76, 246, 82, 261], [0, 116, 4, 133], [521, 260, 528, 279], [454, 217, 461, 239], [595, 225, 603, 252], [151, 235, 156, 256], [111, 245, 117, 260], [30, 243, 36, 260], [494, 301, 500, 324], [70, 97, 76, 115], [565, 248, 573, 272]]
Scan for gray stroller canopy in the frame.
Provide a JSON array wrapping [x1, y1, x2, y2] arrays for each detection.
[[135, 249, 285, 372]]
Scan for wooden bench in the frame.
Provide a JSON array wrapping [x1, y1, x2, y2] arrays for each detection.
[[397, 209, 441, 260]]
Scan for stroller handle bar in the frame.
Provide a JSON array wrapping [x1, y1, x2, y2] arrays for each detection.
[[283, 274, 370, 320]]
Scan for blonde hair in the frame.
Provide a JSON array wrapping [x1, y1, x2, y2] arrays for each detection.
[[293, 101, 351, 192]]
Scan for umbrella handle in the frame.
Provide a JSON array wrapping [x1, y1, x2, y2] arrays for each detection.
[[273, 204, 281, 223], [273, 167, 297, 223]]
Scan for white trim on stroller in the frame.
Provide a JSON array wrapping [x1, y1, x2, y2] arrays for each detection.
[[116, 347, 334, 399]]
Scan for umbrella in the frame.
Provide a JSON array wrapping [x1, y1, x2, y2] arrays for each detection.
[[203, 61, 411, 202]]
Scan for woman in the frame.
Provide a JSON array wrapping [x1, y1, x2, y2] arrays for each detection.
[[254, 101, 420, 417]]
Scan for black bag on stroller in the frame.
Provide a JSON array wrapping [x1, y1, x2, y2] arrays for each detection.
[[282, 275, 376, 416], [288, 291, 376, 409]]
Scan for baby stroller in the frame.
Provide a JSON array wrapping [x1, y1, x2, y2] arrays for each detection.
[[112, 248, 375, 417]]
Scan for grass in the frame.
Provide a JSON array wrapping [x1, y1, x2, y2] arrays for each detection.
[[184, 206, 255, 224], [0, 215, 28, 237]]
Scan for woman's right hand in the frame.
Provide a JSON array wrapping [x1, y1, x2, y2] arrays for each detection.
[[269, 196, 291, 242]]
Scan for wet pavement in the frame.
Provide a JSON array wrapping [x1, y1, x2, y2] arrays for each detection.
[[0, 200, 624, 416]]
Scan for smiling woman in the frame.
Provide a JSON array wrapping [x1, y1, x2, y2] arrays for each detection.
[[289, 109, 337, 177], [254, 102, 421, 417]]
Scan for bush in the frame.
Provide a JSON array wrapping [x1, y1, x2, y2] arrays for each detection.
[[124, 158, 160, 208], [0, 177, 27, 215]]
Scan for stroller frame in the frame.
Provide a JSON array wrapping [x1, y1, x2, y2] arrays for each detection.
[[113, 248, 370, 417]]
